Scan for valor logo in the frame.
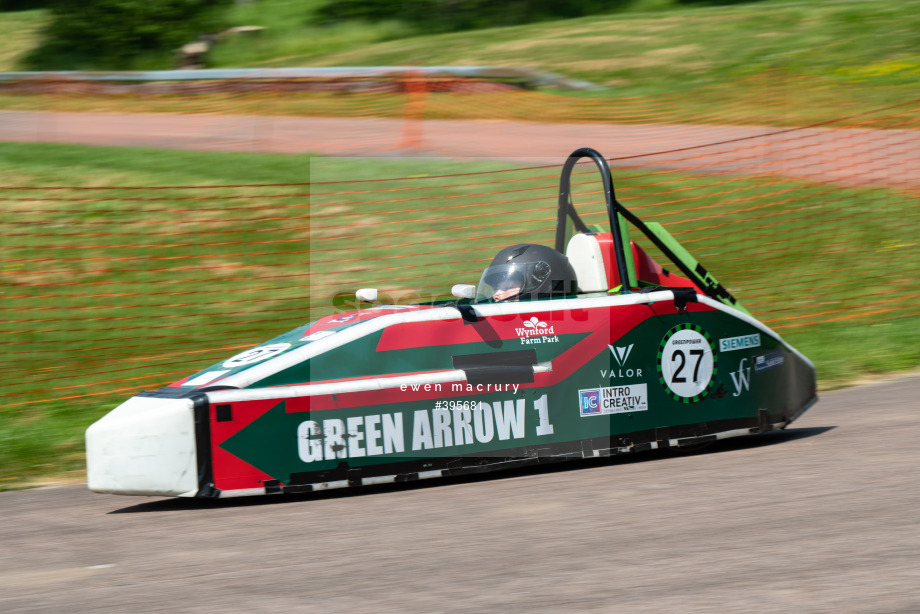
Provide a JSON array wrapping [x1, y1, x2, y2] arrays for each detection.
[[601, 343, 643, 380], [610, 344, 633, 366], [729, 357, 752, 397], [515, 316, 558, 345]]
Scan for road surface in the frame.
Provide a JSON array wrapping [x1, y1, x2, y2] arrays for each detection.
[[2, 373, 918, 613], [1, 110, 918, 187]]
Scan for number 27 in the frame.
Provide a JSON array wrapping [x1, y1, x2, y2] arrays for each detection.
[[672, 349, 704, 383]]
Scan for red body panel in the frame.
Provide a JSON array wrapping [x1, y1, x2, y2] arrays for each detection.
[[207, 300, 720, 492], [631, 242, 701, 291]]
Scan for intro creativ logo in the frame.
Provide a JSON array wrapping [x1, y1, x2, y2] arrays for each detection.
[[579, 385, 648, 416], [579, 389, 601, 415]]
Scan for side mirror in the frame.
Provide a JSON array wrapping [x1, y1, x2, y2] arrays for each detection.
[[355, 288, 378, 303], [451, 284, 476, 299]]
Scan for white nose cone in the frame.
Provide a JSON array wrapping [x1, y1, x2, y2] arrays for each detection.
[[86, 396, 200, 497]]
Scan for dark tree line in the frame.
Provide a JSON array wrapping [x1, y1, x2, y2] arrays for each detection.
[[0, 0, 53, 10], [318, 0, 636, 32], [317, 0, 766, 31], [14, 0, 768, 70], [24, 0, 231, 70]]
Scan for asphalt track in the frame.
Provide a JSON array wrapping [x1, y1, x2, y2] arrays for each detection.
[[2, 374, 918, 613], [2, 110, 919, 187], [1, 111, 918, 611]]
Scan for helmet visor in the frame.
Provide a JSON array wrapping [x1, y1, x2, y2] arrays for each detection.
[[475, 261, 551, 302]]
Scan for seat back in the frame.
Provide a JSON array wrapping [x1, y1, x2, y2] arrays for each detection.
[[565, 233, 621, 292]]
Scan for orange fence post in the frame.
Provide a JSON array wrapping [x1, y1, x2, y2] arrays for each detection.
[[401, 72, 427, 152]]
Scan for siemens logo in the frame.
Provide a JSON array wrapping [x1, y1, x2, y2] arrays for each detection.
[[719, 334, 761, 352]]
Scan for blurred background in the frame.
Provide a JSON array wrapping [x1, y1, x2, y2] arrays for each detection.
[[0, 0, 918, 485]]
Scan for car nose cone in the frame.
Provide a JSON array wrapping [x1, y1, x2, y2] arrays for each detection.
[[86, 396, 199, 497]]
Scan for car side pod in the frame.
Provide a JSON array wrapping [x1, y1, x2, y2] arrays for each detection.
[[86, 396, 200, 497]]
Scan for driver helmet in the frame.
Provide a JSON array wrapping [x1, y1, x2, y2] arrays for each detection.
[[476, 244, 577, 302]]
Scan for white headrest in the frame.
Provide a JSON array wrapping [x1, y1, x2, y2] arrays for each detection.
[[565, 234, 607, 292]]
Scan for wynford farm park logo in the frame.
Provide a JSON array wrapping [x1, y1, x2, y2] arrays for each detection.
[[516, 317, 553, 336], [515, 317, 559, 345]]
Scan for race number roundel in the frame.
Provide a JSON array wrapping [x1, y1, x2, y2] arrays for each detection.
[[223, 343, 291, 368], [657, 324, 718, 403]]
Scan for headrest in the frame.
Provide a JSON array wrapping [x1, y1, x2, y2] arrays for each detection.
[[565, 233, 620, 292]]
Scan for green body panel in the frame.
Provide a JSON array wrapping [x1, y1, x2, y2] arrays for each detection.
[[645, 222, 750, 315], [180, 322, 314, 386], [220, 307, 815, 485], [618, 214, 638, 289]]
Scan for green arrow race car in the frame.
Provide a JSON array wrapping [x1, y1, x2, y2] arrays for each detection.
[[86, 148, 817, 498]]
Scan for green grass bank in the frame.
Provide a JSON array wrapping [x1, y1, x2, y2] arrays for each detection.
[[1, 0, 919, 125], [1, 141, 918, 488]]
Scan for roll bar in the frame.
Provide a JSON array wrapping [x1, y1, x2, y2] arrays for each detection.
[[554, 147, 743, 310], [554, 147, 633, 292]]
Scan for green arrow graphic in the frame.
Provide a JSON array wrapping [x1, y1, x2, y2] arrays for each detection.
[[220, 400, 307, 482]]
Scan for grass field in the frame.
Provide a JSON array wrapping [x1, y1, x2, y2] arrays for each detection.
[[0, 0, 917, 491], [1, 141, 919, 489], [1, 1, 919, 126], [0, 8, 46, 72], [213, 0, 920, 94]]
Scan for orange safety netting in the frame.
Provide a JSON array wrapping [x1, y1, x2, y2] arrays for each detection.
[[4, 73, 919, 155], [1, 85, 919, 410]]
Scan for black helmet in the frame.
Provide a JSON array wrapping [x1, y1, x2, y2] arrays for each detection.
[[476, 244, 577, 302]]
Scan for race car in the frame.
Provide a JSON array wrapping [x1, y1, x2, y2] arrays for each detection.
[[86, 147, 817, 498]]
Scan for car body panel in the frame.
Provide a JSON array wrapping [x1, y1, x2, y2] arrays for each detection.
[[86, 149, 817, 498]]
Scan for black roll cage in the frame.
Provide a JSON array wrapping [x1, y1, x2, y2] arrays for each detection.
[[553, 147, 739, 308]]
